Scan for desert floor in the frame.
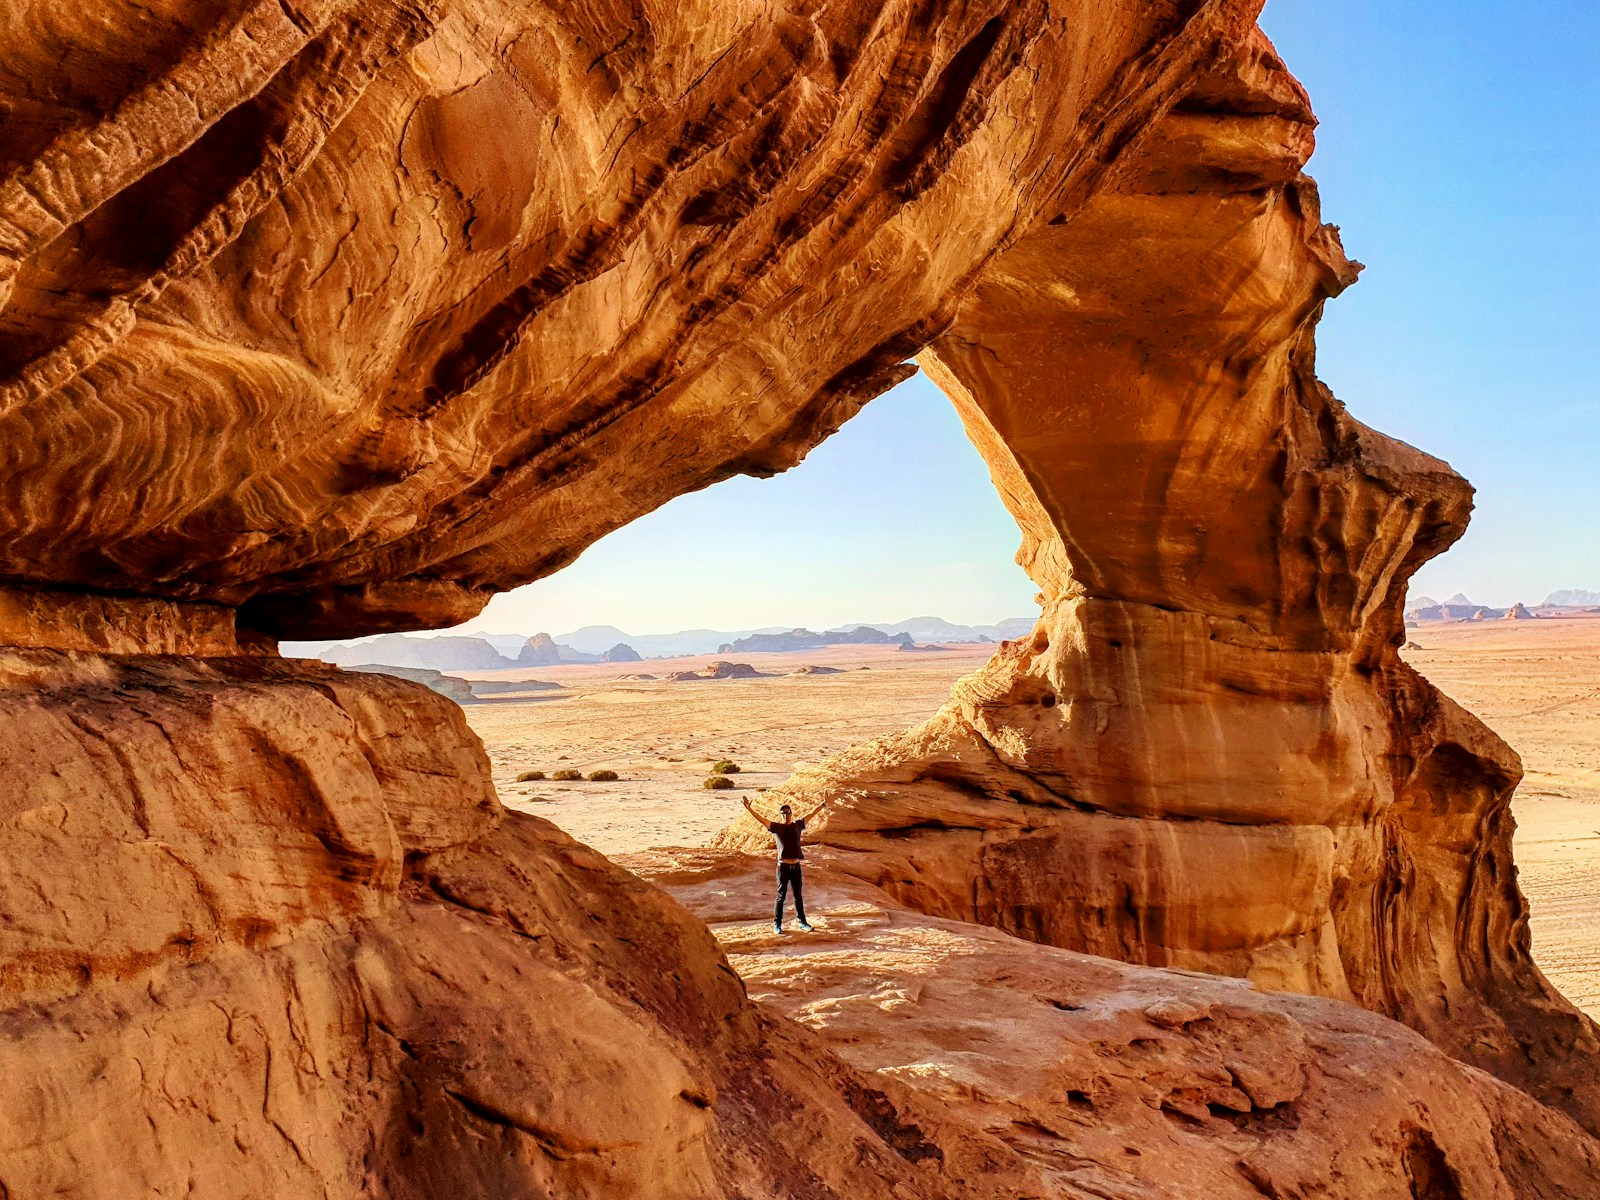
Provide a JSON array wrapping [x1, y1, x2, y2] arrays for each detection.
[[460, 620, 1599, 1019]]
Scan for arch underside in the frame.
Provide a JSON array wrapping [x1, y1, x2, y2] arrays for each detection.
[[0, 0, 1594, 1194]]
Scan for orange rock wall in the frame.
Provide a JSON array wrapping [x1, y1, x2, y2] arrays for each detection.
[[3, 0, 1597, 1191], [0, 0, 1256, 637]]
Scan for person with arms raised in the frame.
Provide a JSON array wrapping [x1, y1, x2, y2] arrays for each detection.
[[743, 796, 828, 932]]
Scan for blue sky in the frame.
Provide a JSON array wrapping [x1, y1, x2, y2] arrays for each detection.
[[1261, 0, 1599, 606], [477, 0, 1597, 636]]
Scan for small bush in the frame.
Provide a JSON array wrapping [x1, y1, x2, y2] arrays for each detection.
[[587, 769, 619, 782], [710, 760, 741, 775], [515, 770, 545, 782], [551, 768, 583, 781], [703, 775, 734, 790]]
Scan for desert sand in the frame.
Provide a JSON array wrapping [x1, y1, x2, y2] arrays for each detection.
[[461, 643, 996, 851], [466, 620, 1600, 1020], [1402, 618, 1600, 1019]]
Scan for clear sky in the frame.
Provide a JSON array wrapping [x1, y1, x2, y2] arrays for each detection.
[[1260, 0, 1599, 606], [476, 376, 1040, 636], [477, 0, 1597, 637]]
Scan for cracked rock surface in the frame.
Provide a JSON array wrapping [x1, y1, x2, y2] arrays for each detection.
[[1, 0, 1596, 1193]]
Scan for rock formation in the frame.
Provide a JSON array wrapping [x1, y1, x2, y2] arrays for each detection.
[[1504, 602, 1532, 620], [717, 627, 912, 654], [600, 642, 642, 662], [716, 21, 1600, 1138], [344, 660, 478, 702], [1, 0, 1596, 1194], [323, 632, 511, 671], [631, 847, 1600, 1200], [514, 633, 574, 666], [666, 661, 762, 682]]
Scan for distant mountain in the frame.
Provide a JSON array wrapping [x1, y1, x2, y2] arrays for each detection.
[[550, 625, 634, 653], [1545, 589, 1600, 607], [517, 633, 600, 665], [321, 634, 512, 671], [551, 616, 1038, 657], [297, 615, 1039, 667], [1443, 592, 1474, 607], [843, 616, 1037, 643], [457, 630, 531, 658], [1406, 602, 1505, 622], [718, 627, 913, 654], [556, 625, 791, 658]]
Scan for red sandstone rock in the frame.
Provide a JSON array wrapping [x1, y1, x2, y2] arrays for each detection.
[[0, 658, 1036, 1198], [632, 847, 1600, 1200], [0, 0, 1595, 1193], [715, 27, 1600, 1138]]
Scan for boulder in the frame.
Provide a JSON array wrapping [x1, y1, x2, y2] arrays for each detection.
[[666, 661, 762, 682]]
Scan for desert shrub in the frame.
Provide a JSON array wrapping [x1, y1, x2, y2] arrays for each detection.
[[710, 760, 741, 775], [587, 769, 619, 782], [515, 770, 545, 782], [703, 775, 734, 790], [551, 768, 583, 781]]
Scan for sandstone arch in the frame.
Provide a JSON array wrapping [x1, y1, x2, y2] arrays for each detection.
[[0, 0, 1595, 1194], [720, 28, 1600, 1134]]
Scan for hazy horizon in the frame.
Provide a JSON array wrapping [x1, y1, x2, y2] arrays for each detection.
[[453, 0, 1595, 637]]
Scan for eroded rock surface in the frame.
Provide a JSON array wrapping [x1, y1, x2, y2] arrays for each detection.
[[631, 847, 1600, 1200], [1, 0, 1596, 1193], [716, 24, 1600, 1135], [0, 655, 1039, 1198]]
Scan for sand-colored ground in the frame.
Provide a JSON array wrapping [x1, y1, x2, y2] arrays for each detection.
[[462, 642, 995, 850], [461, 621, 1599, 1018], [1401, 618, 1600, 1019]]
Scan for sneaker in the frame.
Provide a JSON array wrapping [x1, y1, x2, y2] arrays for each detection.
[[773, 922, 784, 934], [798, 921, 814, 932]]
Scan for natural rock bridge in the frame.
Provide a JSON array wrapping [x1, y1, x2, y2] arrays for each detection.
[[0, 0, 1594, 1195]]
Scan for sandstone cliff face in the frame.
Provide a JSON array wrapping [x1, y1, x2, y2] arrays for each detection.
[[2, 0, 1597, 1193]]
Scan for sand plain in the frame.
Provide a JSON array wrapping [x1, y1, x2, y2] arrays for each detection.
[[461, 620, 1599, 1019], [1401, 618, 1600, 1019]]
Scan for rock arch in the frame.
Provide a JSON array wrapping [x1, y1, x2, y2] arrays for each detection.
[[0, 0, 1594, 1194], [719, 29, 1600, 1131]]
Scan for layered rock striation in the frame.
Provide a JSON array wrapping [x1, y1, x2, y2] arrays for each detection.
[[0, 0, 1257, 639], [2, 0, 1597, 1193]]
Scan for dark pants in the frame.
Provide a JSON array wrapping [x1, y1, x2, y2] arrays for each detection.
[[775, 862, 806, 925]]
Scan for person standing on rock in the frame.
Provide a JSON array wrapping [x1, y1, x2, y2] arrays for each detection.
[[743, 796, 828, 933]]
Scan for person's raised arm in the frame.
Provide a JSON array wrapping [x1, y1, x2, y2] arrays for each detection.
[[798, 796, 830, 823], [742, 797, 768, 825]]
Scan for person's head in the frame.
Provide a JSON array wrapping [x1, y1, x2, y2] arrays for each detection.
[[780, 804, 793, 822]]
